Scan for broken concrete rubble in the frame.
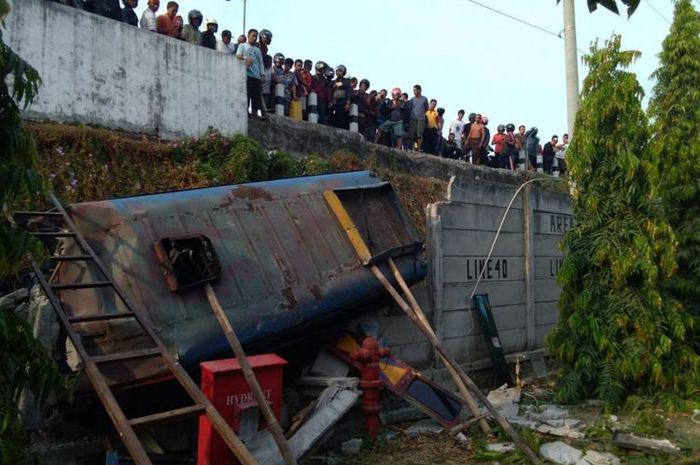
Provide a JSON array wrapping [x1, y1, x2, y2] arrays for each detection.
[[249, 386, 360, 465], [540, 441, 584, 464], [576, 450, 620, 465], [612, 431, 681, 455], [485, 384, 521, 419], [486, 442, 516, 453], [404, 418, 445, 437]]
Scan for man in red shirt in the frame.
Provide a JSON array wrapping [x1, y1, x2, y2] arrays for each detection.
[[156, 1, 181, 38], [491, 124, 507, 169]]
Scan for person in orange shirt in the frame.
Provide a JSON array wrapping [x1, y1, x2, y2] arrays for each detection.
[[156, 1, 181, 39], [491, 124, 507, 169], [424, 99, 439, 155]]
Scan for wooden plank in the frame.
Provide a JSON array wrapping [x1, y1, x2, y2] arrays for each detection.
[[68, 312, 135, 323], [89, 347, 161, 364], [128, 404, 206, 427]]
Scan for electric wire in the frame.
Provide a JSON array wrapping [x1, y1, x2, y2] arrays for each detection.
[[466, 0, 563, 39], [468, 177, 567, 300], [643, 0, 671, 25], [466, 0, 585, 54]]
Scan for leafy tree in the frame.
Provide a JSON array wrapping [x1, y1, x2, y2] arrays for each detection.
[[556, 0, 640, 17], [648, 0, 700, 356], [1, 2, 69, 463], [546, 35, 700, 407]]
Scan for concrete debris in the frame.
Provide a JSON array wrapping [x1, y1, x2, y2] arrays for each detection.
[[250, 386, 360, 465], [404, 419, 445, 437], [537, 404, 569, 420], [296, 377, 359, 389], [308, 350, 350, 378], [539, 441, 584, 465], [0, 287, 29, 311], [379, 430, 399, 443], [612, 431, 681, 455], [576, 450, 620, 465], [608, 415, 618, 423], [536, 423, 586, 439], [508, 416, 540, 429], [340, 438, 363, 455], [486, 442, 516, 453], [455, 432, 468, 443], [486, 384, 521, 419]]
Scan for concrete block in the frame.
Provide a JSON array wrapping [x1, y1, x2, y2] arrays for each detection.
[[438, 202, 523, 232], [447, 179, 525, 209], [442, 229, 523, 256], [540, 441, 583, 464]]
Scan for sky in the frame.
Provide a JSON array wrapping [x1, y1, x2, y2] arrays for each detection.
[[134, 0, 683, 139]]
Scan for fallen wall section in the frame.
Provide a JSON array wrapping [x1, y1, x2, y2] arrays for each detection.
[[6, 0, 247, 139], [427, 177, 572, 364]]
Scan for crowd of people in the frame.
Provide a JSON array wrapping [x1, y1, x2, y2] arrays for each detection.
[[49, 0, 570, 174]]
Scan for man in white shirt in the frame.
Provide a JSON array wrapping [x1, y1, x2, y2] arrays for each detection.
[[216, 30, 236, 55], [140, 0, 159, 31], [448, 109, 466, 141]]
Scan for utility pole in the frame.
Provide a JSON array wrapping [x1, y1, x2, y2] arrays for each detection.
[[242, 0, 247, 35], [563, 0, 579, 136]]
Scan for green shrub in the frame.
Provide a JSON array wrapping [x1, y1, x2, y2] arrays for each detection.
[[268, 152, 301, 179], [299, 155, 330, 176], [225, 134, 268, 182]]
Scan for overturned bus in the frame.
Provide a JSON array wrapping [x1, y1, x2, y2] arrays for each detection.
[[43, 171, 426, 388]]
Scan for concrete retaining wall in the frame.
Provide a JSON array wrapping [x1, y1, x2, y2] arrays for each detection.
[[5, 0, 247, 139], [427, 177, 572, 365]]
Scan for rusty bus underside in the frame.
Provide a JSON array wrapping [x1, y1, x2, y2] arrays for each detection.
[[51, 171, 426, 388]]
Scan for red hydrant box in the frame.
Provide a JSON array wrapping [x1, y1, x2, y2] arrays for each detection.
[[197, 354, 288, 465]]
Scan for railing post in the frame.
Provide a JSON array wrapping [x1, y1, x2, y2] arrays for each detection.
[[274, 83, 285, 117], [536, 153, 543, 173], [349, 103, 359, 132], [307, 92, 318, 123]]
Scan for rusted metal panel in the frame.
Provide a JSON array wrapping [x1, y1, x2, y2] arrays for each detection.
[[53, 171, 426, 386]]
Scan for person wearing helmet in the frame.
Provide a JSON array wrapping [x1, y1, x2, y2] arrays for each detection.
[[525, 126, 540, 171], [504, 124, 518, 170], [120, 0, 138, 27], [201, 17, 218, 49], [311, 61, 332, 125], [515, 124, 527, 167], [490, 124, 507, 168], [84, 0, 120, 20], [353, 78, 370, 136], [258, 29, 272, 56], [181, 9, 203, 45], [330, 65, 351, 129], [237, 29, 268, 120], [375, 87, 407, 149]]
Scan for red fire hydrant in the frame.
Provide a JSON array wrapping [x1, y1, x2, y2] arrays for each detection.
[[350, 337, 390, 443]]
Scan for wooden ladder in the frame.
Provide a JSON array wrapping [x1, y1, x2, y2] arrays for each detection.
[[14, 194, 259, 465]]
